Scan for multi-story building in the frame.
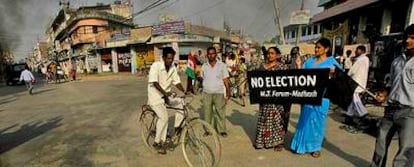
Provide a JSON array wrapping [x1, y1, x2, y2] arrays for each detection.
[[45, 0, 133, 73], [312, 0, 413, 52], [283, 23, 322, 45], [312, 0, 414, 84]]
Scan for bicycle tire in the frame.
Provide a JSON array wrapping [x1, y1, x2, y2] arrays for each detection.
[[139, 106, 158, 153], [181, 119, 221, 167]]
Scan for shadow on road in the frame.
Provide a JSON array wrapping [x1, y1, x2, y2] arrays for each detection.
[[0, 97, 17, 105], [0, 83, 47, 98], [328, 104, 379, 137], [288, 112, 371, 166], [32, 88, 55, 95], [227, 109, 258, 146], [0, 116, 63, 154]]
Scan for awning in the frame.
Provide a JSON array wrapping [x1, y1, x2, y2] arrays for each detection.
[[312, 0, 380, 23], [318, 0, 332, 7], [127, 35, 151, 45]]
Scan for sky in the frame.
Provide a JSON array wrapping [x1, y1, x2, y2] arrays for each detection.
[[0, 0, 322, 61]]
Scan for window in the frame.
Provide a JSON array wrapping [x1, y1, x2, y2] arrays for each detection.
[[313, 25, 319, 34], [291, 30, 296, 38], [85, 26, 93, 34], [93, 26, 98, 34], [307, 26, 312, 35], [301, 27, 307, 36]]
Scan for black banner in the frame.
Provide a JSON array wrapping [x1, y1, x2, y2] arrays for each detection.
[[247, 69, 330, 105]]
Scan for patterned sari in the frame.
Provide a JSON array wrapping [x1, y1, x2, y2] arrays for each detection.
[[290, 56, 340, 153], [254, 62, 290, 148]]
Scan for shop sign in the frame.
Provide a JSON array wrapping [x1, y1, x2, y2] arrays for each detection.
[[152, 21, 185, 36]]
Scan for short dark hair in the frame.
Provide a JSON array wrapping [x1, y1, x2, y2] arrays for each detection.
[[346, 50, 352, 55], [356, 45, 366, 52], [162, 47, 176, 58], [207, 47, 216, 53], [404, 24, 414, 39]]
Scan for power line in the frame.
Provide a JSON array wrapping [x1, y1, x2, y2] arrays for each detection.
[[182, 0, 227, 19], [136, 0, 179, 18], [129, 0, 170, 20]]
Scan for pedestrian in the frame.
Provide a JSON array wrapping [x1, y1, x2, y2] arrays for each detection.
[[147, 47, 186, 154], [70, 58, 77, 81], [185, 52, 196, 94], [371, 24, 414, 167], [342, 50, 353, 73], [200, 46, 231, 137], [288, 46, 301, 69], [226, 52, 237, 97], [343, 45, 370, 133], [19, 65, 35, 95], [290, 38, 341, 158], [238, 57, 247, 107], [253, 47, 290, 151]]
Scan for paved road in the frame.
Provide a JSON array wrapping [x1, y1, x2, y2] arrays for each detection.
[[0, 74, 398, 167]]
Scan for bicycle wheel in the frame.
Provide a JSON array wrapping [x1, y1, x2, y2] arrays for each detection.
[[181, 119, 221, 167], [139, 105, 158, 152]]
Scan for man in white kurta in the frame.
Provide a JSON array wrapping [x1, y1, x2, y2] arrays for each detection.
[[345, 45, 370, 126]]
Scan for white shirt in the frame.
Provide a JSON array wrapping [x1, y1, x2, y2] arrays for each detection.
[[20, 69, 35, 82], [202, 61, 229, 94], [341, 56, 352, 69], [147, 61, 181, 106], [348, 54, 370, 93]]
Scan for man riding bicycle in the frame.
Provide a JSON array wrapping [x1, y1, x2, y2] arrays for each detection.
[[147, 47, 186, 154]]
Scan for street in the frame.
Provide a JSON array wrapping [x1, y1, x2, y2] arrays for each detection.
[[0, 74, 398, 167]]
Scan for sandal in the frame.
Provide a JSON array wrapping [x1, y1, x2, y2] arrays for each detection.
[[311, 151, 321, 158]]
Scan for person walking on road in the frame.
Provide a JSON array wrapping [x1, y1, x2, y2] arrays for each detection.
[[254, 47, 290, 151], [238, 57, 248, 107], [19, 65, 35, 95], [370, 24, 414, 167], [290, 38, 341, 158], [343, 45, 370, 133], [200, 47, 231, 137]]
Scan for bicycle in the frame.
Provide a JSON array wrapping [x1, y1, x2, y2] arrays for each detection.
[[139, 94, 222, 167]]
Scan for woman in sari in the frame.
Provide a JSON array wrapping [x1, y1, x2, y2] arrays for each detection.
[[290, 38, 341, 158], [254, 47, 290, 151]]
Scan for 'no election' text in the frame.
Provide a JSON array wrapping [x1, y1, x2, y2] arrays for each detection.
[[250, 75, 317, 88]]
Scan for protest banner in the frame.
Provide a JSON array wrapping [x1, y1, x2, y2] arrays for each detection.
[[247, 69, 330, 105]]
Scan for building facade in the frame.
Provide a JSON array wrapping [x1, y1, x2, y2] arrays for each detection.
[[312, 0, 414, 84], [45, 0, 133, 73]]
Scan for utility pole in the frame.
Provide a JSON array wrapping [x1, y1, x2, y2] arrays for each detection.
[[273, 0, 285, 45], [295, 0, 305, 45]]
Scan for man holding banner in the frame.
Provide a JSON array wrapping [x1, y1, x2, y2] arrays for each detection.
[[371, 24, 414, 167]]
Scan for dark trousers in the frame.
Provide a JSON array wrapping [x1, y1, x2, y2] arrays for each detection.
[[70, 70, 76, 80], [371, 105, 414, 167]]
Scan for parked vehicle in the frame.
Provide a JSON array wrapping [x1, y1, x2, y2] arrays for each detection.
[[4, 63, 27, 86]]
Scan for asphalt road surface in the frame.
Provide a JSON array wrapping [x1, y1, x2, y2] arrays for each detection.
[[0, 74, 398, 167]]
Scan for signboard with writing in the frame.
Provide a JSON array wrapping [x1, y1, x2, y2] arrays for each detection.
[[152, 21, 185, 36], [290, 10, 310, 25], [118, 53, 132, 72], [109, 29, 131, 42], [247, 69, 330, 105]]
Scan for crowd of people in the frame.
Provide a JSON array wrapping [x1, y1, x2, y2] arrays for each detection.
[[146, 24, 414, 167]]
